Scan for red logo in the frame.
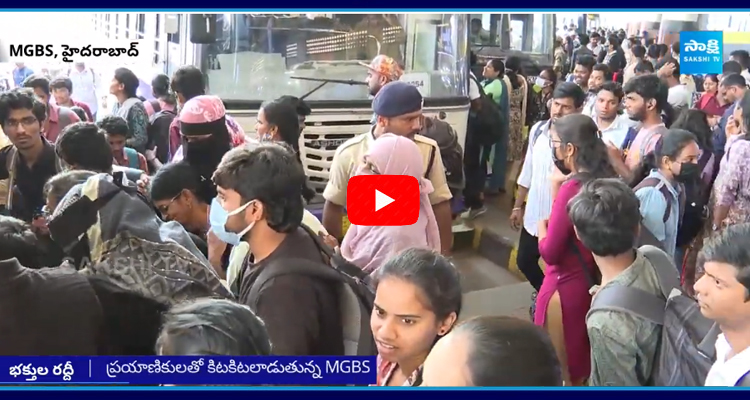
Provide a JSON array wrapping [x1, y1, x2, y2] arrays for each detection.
[[347, 175, 420, 226]]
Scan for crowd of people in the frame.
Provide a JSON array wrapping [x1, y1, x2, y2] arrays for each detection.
[[465, 28, 750, 387], [0, 57, 565, 387], [1, 27, 750, 386]]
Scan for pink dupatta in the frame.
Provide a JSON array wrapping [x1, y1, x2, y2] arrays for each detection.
[[341, 133, 441, 274]]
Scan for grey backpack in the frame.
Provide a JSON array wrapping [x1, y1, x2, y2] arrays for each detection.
[[587, 245, 750, 386]]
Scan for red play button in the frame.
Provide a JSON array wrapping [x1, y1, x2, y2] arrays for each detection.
[[347, 175, 420, 226]]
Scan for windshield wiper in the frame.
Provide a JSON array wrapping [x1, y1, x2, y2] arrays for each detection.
[[290, 76, 367, 100]]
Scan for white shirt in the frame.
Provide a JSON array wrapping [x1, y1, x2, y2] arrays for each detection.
[[588, 43, 604, 56], [517, 120, 554, 236], [705, 333, 750, 386], [597, 114, 636, 149], [469, 72, 481, 101], [582, 93, 597, 119], [742, 70, 750, 85], [668, 84, 692, 109], [68, 67, 101, 115]]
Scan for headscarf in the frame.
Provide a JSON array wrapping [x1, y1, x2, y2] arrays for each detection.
[[179, 95, 233, 200], [340, 133, 440, 274]]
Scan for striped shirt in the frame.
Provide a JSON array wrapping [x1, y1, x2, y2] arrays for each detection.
[[517, 120, 554, 236]]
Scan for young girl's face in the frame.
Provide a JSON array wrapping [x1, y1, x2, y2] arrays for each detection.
[[370, 277, 453, 364]]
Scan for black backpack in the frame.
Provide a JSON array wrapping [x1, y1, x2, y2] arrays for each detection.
[[468, 74, 507, 146], [420, 117, 464, 190], [147, 109, 176, 166], [589, 245, 750, 386], [246, 225, 376, 357]]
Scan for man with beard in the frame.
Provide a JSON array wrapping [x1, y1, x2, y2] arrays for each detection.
[[607, 74, 672, 181], [322, 81, 454, 254], [582, 63, 611, 118], [361, 55, 404, 124], [510, 82, 585, 292]]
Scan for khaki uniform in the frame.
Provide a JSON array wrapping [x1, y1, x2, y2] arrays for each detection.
[[324, 128, 452, 207]]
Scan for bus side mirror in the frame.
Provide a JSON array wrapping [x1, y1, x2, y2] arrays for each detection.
[[189, 14, 217, 44]]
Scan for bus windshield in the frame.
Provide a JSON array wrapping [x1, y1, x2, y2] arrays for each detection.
[[197, 13, 468, 102], [468, 13, 554, 55]]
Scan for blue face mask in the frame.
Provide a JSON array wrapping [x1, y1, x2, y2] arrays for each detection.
[[209, 198, 254, 246]]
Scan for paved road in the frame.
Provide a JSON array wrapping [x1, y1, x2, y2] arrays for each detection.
[[451, 193, 534, 323], [453, 250, 534, 323]]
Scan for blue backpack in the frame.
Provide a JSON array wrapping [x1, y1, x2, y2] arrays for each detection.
[[123, 147, 142, 170]]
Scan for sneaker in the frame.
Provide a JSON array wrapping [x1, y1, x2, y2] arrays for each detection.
[[461, 206, 487, 220]]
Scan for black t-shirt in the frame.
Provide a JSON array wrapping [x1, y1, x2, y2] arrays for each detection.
[[0, 141, 59, 222], [87, 276, 167, 355], [238, 227, 344, 356]]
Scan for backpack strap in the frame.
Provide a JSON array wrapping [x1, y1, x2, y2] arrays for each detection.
[[588, 285, 666, 325], [634, 177, 672, 223], [698, 148, 713, 172], [737, 371, 750, 387], [149, 99, 161, 114], [569, 237, 598, 290], [621, 127, 638, 152], [247, 257, 342, 302], [469, 74, 487, 99], [531, 120, 547, 147], [245, 241, 372, 356], [639, 244, 682, 299], [640, 128, 662, 161], [424, 145, 436, 179], [697, 323, 722, 358], [588, 245, 680, 325], [6, 147, 17, 209]]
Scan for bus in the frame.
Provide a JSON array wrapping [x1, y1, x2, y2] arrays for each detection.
[[658, 13, 706, 45], [468, 13, 556, 77], [92, 13, 471, 197], [626, 13, 662, 42]]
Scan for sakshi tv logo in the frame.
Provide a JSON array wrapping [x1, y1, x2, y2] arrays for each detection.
[[680, 31, 723, 75]]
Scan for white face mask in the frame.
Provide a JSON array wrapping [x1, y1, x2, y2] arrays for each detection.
[[535, 77, 549, 88]]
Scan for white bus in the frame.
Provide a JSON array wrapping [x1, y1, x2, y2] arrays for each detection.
[[92, 13, 471, 196]]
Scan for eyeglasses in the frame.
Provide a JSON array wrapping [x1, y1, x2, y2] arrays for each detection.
[[157, 193, 181, 216], [3, 116, 38, 130]]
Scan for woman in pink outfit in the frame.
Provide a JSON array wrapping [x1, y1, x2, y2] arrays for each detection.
[[341, 133, 441, 275], [535, 114, 617, 385]]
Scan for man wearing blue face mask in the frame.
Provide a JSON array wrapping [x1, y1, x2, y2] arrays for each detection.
[[209, 142, 344, 356]]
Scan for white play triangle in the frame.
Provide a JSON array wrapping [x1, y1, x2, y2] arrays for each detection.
[[375, 190, 395, 212]]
